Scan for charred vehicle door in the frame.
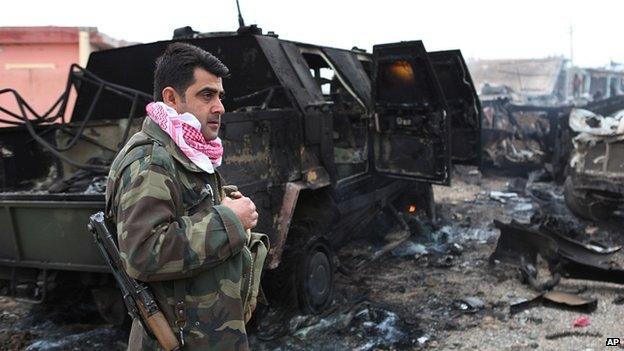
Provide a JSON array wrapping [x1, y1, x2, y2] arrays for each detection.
[[429, 50, 481, 166], [372, 41, 451, 184]]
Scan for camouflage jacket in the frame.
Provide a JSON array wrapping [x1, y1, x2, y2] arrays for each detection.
[[105, 117, 268, 351]]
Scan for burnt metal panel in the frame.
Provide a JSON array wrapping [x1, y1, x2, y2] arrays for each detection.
[[268, 181, 306, 269], [0, 207, 19, 260], [583, 94, 624, 116], [322, 47, 372, 109], [429, 50, 482, 166], [583, 142, 606, 172], [371, 41, 451, 184], [571, 171, 624, 194], [218, 109, 302, 248], [73, 35, 289, 120], [220, 109, 302, 186], [0, 125, 59, 191], [0, 199, 107, 271], [491, 219, 624, 286], [607, 142, 624, 173], [255, 36, 325, 113]]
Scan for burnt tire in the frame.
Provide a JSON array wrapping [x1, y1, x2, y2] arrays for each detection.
[[265, 225, 335, 315], [296, 237, 334, 314], [564, 176, 613, 221]]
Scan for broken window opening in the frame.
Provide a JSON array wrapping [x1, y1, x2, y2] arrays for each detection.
[[300, 48, 369, 182], [308, 67, 335, 96]]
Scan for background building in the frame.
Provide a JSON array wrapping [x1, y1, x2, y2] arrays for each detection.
[[0, 27, 131, 123], [468, 56, 624, 106]]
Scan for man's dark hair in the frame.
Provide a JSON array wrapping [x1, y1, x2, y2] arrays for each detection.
[[153, 42, 229, 101]]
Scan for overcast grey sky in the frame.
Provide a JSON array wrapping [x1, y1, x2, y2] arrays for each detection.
[[2, 0, 622, 67]]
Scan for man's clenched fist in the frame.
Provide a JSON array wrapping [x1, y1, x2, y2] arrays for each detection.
[[222, 195, 258, 230]]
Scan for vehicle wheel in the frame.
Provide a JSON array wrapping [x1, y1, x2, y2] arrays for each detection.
[[564, 177, 613, 220], [296, 237, 334, 314], [263, 213, 335, 315]]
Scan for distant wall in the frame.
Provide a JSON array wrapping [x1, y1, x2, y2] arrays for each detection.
[[0, 27, 128, 126], [0, 41, 78, 123]]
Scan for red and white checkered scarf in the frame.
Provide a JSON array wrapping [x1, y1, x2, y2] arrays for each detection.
[[146, 102, 223, 173]]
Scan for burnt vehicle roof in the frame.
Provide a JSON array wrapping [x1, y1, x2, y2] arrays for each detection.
[[72, 32, 372, 121]]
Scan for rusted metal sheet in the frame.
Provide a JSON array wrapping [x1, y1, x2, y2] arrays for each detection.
[[268, 181, 307, 269], [510, 291, 598, 315]]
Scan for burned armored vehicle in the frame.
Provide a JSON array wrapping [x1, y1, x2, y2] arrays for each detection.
[[564, 97, 624, 220], [0, 25, 481, 320], [479, 97, 573, 180]]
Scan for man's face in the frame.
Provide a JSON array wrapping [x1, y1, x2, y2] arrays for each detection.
[[169, 68, 225, 141]]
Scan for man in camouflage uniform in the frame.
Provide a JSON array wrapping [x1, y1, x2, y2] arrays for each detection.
[[105, 43, 266, 350]]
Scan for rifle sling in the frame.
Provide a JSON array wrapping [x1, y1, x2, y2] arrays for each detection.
[[173, 279, 187, 335]]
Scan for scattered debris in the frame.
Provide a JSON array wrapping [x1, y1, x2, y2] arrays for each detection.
[[491, 217, 624, 287], [542, 292, 597, 311], [391, 241, 428, 258], [572, 316, 591, 328], [84, 176, 107, 194], [613, 296, 624, 306], [509, 291, 597, 315], [519, 263, 561, 291], [295, 304, 415, 350], [447, 243, 464, 256], [513, 203, 533, 212], [417, 335, 430, 345], [489, 191, 518, 203], [431, 255, 456, 268], [454, 297, 485, 313], [585, 226, 599, 236], [545, 331, 602, 340], [354, 230, 410, 270]]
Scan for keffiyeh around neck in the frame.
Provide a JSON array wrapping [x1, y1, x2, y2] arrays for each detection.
[[146, 102, 223, 173]]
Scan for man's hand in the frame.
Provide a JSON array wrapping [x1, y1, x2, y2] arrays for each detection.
[[222, 196, 258, 230]]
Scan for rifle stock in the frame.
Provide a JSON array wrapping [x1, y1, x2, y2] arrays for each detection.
[[137, 301, 181, 351]]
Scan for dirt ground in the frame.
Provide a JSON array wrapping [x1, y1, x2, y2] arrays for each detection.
[[2, 167, 624, 350]]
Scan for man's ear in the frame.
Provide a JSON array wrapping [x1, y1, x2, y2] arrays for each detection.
[[161, 87, 181, 111]]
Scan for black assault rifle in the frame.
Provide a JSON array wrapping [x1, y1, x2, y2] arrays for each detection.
[[88, 211, 181, 351]]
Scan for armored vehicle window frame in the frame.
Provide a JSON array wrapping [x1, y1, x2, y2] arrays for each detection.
[[298, 46, 369, 183]]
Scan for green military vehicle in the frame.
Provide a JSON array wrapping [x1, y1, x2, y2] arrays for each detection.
[[0, 24, 481, 322]]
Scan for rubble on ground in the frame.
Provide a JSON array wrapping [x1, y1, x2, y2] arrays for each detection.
[[2, 168, 624, 350]]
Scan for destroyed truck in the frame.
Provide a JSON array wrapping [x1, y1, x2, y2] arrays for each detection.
[[564, 96, 624, 220], [0, 25, 481, 322], [480, 98, 573, 180]]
